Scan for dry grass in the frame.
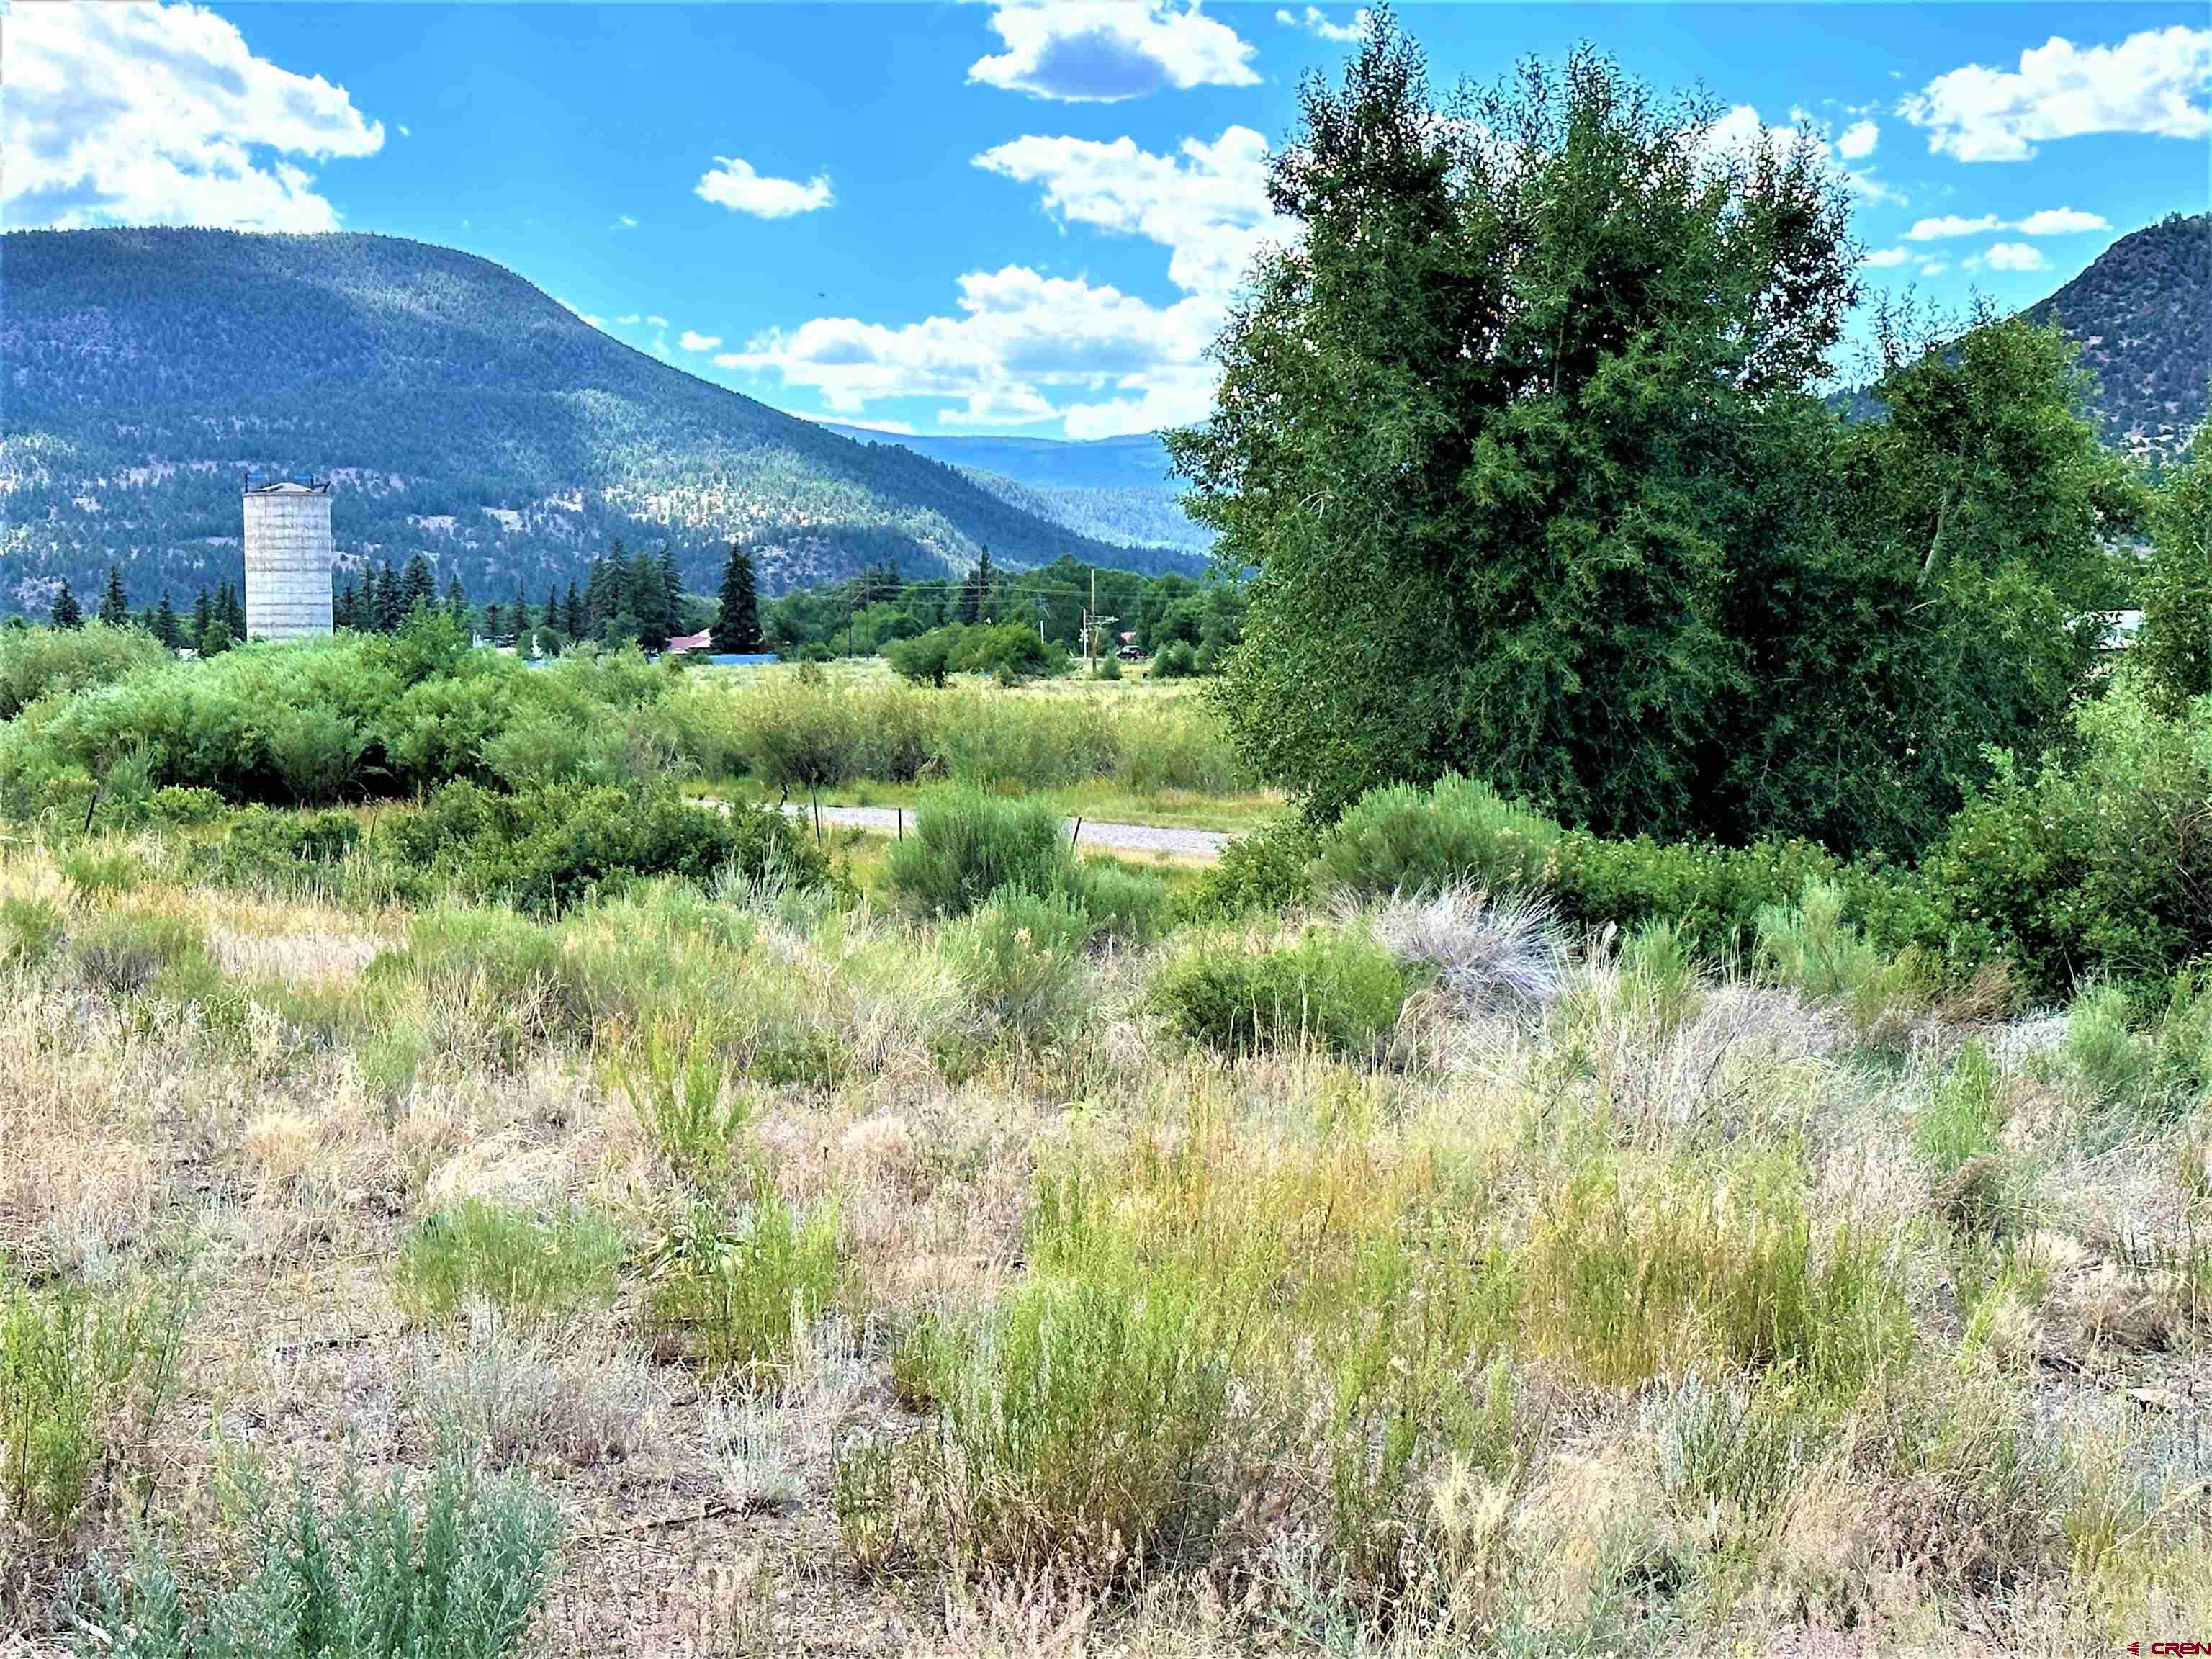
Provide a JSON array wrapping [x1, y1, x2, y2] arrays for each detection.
[[0, 822, 2205, 1657]]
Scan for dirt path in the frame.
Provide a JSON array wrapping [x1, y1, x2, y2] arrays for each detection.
[[780, 801, 1229, 861]]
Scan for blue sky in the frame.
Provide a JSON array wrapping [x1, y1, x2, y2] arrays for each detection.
[[7, 1, 2208, 438]]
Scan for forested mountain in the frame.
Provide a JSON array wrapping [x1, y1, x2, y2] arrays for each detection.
[[2026, 212, 2208, 454], [0, 228, 1204, 616], [817, 424, 1210, 557]]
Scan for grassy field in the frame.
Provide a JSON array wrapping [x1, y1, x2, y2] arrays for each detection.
[[1, 780, 2207, 1657], [684, 657, 1286, 835]]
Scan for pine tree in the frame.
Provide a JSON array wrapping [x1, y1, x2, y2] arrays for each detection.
[[563, 580, 585, 640], [98, 564, 130, 626], [218, 582, 245, 641], [713, 542, 760, 652], [50, 580, 82, 629], [444, 574, 469, 629], [400, 554, 436, 618], [198, 608, 233, 657], [584, 554, 613, 637], [334, 583, 354, 630], [512, 580, 529, 649], [482, 599, 503, 644], [373, 561, 402, 633], [153, 592, 179, 649], [192, 588, 212, 642], [958, 547, 994, 624]]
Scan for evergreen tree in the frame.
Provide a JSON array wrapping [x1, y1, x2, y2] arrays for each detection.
[[444, 574, 469, 629], [192, 588, 212, 642], [153, 592, 180, 649], [374, 562, 403, 632], [218, 582, 245, 641], [563, 580, 585, 640], [400, 553, 436, 617], [584, 552, 614, 636], [657, 544, 680, 625], [957, 547, 994, 625], [334, 583, 354, 630], [512, 580, 529, 649], [198, 610, 233, 657], [482, 599, 503, 644], [713, 542, 761, 652], [97, 564, 130, 626], [50, 580, 82, 629]]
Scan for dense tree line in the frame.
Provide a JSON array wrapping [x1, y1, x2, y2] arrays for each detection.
[[1170, 17, 2147, 858]]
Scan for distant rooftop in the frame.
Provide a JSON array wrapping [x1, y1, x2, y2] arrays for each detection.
[[243, 471, 329, 494]]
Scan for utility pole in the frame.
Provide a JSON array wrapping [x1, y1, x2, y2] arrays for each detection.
[[1088, 567, 1097, 669]]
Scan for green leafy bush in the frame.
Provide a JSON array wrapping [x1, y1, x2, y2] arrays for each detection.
[[883, 790, 1077, 920], [385, 781, 820, 914], [1, 894, 65, 971], [644, 1187, 840, 1385], [73, 1457, 560, 1659], [69, 911, 217, 1001], [1185, 819, 1321, 920], [1925, 679, 2212, 998], [1150, 639, 1200, 680], [0, 621, 171, 720], [1, 1266, 188, 1542], [1319, 774, 1560, 899], [943, 886, 1091, 1040], [1155, 925, 1407, 1058], [394, 1199, 623, 1326]]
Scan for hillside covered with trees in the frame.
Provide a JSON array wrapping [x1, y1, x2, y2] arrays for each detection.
[[2027, 211, 2209, 454], [0, 229, 1204, 619]]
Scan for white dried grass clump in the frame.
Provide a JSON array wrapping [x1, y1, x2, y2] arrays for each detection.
[[403, 1305, 667, 1468], [1359, 882, 1565, 1017]]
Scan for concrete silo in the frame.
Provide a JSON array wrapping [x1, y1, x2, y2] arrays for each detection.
[[242, 477, 335, 639]]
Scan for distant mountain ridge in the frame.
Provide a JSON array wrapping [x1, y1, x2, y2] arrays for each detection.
[[818, 424, 1212, 558], [0, 228, 1205, 615]]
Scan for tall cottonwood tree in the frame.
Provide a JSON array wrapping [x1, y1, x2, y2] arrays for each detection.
[[1173, 12, 2136, 855], [1171, 19, 1858, 834]]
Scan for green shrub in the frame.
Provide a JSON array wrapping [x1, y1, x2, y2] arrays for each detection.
[[201, 805, 364, 891], [0, 621, 171, 720], [1186, 819, 1320, 920], [643, 1187, 840, 1385], [883, 789, 1077, 919], [1092, 654, 1122, 682], [1155, 925, 1407, 1058], [145, 786, 226, 825], [736, 674, 859, 795], [1069, 859, 1172, 946], [934, 693, 1115, 789], [266, 703, 368, 804], [620, 1022, 750, 1187], [364, 907, 590, 1057], [2064, 973, 2212, 1119], [1111, 706, 1247, 796], [1, 895, 65, 971], [943, 886, 1091, 1040], [1925, 679, 2212, 998], [72, 1457, 560, 1659], [58, 844, 144, 896], [394, 1199, 623, 1326], [886, 628, 958, 689], [386, 781, 820, 915], [898, 1189, 1231, 1580], [1151, 639, 1200, 680], [69, 911, 215, 1001], [1, 1266, 189, 1542], [1320, 775, 1560, 900]]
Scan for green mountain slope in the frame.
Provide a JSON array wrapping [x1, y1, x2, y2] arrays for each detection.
[[2025, 212, 2208, 454], [0, 228, 1205, 614]]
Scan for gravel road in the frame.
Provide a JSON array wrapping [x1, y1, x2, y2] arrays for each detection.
[[780, 801, 1228, 860]]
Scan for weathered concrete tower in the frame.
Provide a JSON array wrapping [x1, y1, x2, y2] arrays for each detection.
[[242, 477, 334, 639]]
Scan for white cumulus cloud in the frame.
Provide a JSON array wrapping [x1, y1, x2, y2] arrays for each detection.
[[1901, 27, 2212, 161], [970, 1, 1257, 102], [1861, 246, 1910, 269], [678, 330, 722, 352], [724, 125, 1288, 437], [1905, 213, 2005, 240], [3, 0, 384, 231], [1275, 6, 1368, 43], [695, 156, 834, 217], [1982, 241, 2048, 271], [2013, 206, 2109, 235], [1836, 119, 1879, 160]]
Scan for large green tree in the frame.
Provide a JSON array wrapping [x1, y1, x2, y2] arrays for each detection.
[[2137, 443, 2211, 715], [1169, 22, 1857, 834], [713, 541, 761, 652], [1171, 14, 2136, 854]]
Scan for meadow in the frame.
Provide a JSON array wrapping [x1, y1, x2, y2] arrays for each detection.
[[0, 624, 2207, 1656]]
